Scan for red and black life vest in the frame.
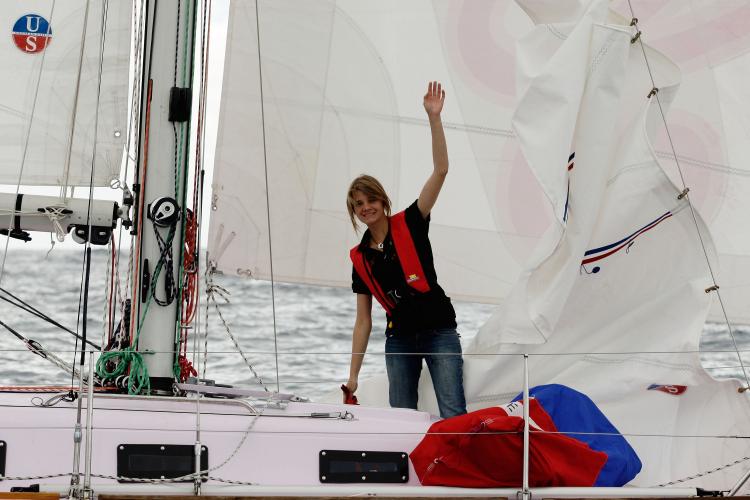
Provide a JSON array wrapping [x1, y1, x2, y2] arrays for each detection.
[[350, 211, 431, 315]]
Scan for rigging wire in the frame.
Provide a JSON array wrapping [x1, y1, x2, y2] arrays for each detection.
[[189, 0, 213, 375], [59, 0, 97, 201], [254, 0, 281, 394], [185, 0, 212, 383], [68, 0, 97, 399], [0, 1, 57, 288], [0, 320, 83, 381], [626, 0, 750, 392], [98, 0, 195, 394], [5, 346, 750, 356], [75, 0, 110, 368], [103, 0, 161, 395], [123, 0, 149, 345], [171, 0, 201, 386], [175, 0, 196, 382], [0, 287, 100, 351], [128, 0, 160, 350]]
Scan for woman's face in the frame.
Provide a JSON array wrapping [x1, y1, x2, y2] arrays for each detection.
[[352, 190, 385, 227]]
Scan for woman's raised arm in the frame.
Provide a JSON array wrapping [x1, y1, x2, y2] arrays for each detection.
[[417, 81, 449, 219]]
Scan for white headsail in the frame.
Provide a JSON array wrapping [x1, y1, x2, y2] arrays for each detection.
[[209, 0, 750, 486], [355, 0, 750, 488], [0, 1, 130, 187], [210, 0, 750, 324]]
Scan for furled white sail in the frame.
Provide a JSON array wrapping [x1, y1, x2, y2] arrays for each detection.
[[209, 0, 750, 325], [0, 1, 130, 187], [355, 0, 750, 488]]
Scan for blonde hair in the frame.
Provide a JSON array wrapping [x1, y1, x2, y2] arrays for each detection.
[[346, 175, 392, 231]]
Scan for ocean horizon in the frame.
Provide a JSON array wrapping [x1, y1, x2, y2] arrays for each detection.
[[0, 247, 747, 401]]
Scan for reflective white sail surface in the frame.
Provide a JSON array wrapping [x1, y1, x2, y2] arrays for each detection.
[[353, 0, 750, 488], [209, 0, 536, 305], [209, 0, 750, 324], [0, 1, 130, 187], [208, 0, 750, 488]]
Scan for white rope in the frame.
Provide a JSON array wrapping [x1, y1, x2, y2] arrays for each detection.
[[89, 396, 268, 484], [205, 275, 270, 391], [0, 473, 71, 481], [657, 455, 750, 487], [43, 206, 71, 242]]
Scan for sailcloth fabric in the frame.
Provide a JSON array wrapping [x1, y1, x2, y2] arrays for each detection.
[[356, 0, 750, 489], [209, 0, 750, 325], [0, 1, 130, 187], [208, 0, 530, 304]]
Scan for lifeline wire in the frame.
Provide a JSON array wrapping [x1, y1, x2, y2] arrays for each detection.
[[254, 0, 281, 393], [626, 0, 750, 392]]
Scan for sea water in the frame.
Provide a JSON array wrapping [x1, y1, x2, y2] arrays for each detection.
[[0, 248, 747, 400]]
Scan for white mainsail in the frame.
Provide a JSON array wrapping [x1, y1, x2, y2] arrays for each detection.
[[0, 1, 130, 187]]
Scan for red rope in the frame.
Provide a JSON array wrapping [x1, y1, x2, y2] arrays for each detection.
[[176, 209, 199, 382]]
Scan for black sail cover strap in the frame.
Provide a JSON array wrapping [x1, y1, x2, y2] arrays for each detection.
[[13, 193, 22, 231], [0, 194, 31, 241]]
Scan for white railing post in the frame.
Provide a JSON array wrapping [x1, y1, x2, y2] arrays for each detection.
[[194, 385, 203, 496], [522, 353, 531, 500], [69, 362, 86, 498], [83, 351, 95, 497]]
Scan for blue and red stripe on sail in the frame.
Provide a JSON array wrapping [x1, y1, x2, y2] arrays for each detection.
[[582, 210, 673, 266], [563, 152, 574, 222]]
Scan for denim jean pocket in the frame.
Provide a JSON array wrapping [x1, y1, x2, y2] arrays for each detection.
[[434, 327, 460, 338]]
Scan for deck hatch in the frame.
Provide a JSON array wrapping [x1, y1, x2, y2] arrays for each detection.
[[319, 449, 408, 483], [116, 444, 207, 483]]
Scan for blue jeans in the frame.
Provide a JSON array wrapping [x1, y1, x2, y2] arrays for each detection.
[[385, 327, 466, 418]]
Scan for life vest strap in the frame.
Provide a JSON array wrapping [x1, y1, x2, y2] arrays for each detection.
[[390, 211, 431, 294], [350, 209, 431, 315], [350, 247, 394, 314]]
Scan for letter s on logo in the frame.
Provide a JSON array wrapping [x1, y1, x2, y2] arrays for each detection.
[[25, 36, 37, 52]]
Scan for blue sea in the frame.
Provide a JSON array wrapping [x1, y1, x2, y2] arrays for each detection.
[[0, 248, 747, 400]]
